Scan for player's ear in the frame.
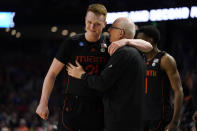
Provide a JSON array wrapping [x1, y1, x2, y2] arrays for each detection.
[[149, 38, 154, 43], [103, 21, 107, 28]]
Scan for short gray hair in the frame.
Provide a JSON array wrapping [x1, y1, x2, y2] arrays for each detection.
[[118, 17, 136, 39]]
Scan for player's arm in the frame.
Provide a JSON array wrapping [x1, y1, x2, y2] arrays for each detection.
[[192, 74, 197, 123], [67, 50, 128, 92], [161, 54, 184, 130], [36, 58, 64, 120], [108, 38, 153, 56], [193, 111, 197, 123]]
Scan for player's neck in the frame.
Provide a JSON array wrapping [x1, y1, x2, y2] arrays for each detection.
[[146, 48, 160, 61], [85, 33, 100, 42]]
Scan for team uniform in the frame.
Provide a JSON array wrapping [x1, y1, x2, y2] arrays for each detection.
[[55, 33, 110, 131], [144, 51, 173, 131], [83, 46, 146, 131]]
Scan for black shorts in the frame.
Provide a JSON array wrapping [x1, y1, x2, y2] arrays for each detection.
[[58, 95, 104, 131]]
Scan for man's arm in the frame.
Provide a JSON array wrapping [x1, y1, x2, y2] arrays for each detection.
[[67, 50, 129, 92], [108, 39, 153, 56], [36, 58, 64, 120], [161, 54, 184, 131]]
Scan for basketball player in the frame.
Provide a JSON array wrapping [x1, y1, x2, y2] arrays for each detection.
[[136, 25, 184, 131]]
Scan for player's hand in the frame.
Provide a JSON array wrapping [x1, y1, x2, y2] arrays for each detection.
[[192, 110, 197, 123], [36, 103, 49, 120], [66, 60, 85, 79], [165, 121, 179, 131], [108, 39, 127, 56]]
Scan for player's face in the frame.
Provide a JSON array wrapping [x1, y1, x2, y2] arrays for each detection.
[[108, 23, 123, 43], [136, 32, 150, 43], [85, 11, 106, 38], [136, 32, 155, 47]]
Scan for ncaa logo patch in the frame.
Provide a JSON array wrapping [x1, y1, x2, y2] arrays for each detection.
[[79, 42, 84, 46], [152, 58, 159, 67]]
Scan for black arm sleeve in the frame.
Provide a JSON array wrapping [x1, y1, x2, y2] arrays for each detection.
[[85, 49, 129, 92]]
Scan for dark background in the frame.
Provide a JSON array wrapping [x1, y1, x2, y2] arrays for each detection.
[[0, 0, 197, 130]]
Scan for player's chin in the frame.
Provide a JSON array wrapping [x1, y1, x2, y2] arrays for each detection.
[[87, 30, 97, 34]]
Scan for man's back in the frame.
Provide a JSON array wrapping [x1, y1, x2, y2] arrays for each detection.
[[103, 46, 146, 130]]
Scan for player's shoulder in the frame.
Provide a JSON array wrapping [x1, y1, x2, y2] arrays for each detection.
[[70, 33, 84, 41], [161, 52, 177, 70], [162, 52, 176, 63], [61, 33, 84, 45]]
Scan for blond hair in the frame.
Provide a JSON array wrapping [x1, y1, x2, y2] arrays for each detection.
[[86, 3, 107, 20]]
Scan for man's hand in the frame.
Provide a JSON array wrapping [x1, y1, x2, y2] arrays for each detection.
[[36, 103, 49, 120], [192, 110, 197, 123], [165, 121, 179, 131], [108, 39, 128, 56], [66, 60, 85, 79]]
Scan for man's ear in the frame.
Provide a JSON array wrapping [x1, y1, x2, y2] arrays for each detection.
[[120, 29, 125, 39]]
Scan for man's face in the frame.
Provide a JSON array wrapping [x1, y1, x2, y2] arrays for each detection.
[[85, 11, 106, 37], [108, 23, 123, 43], [136, 32, 155, 48]]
